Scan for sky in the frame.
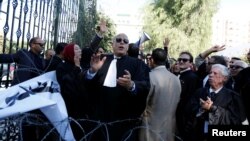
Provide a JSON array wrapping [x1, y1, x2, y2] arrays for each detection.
[[97, 0, 250, 57], [219, 0, 250, 12], [97, 0, 250, 34], [214, 0, 250, 56], [97, 0, 151, 42], [97, 0, 149, 15], [217, 0, 250, 19], [97, 0, 250, 17], [1, 0, 250, 45]]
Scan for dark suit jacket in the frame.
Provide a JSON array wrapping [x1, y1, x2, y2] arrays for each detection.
[[45, 55, 63, 72], [0, 49, 45, 85]]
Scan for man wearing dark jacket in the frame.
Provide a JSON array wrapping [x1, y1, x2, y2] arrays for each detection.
[[0, 37, 48, 141], [0, 37, 46, 85], [186, 64, 247, 141], [45, 42, 67, 72]]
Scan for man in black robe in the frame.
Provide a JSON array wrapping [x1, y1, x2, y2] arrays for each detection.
[[175, 51, 200, 140], [186, 64, 247, 141], [86, 33, 150, 141]]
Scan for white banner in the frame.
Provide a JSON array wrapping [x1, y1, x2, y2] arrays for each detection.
[[0, 71, 75, 141]]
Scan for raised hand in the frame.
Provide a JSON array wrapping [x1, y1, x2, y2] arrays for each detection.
[[199, 44, 226, 59], [89, 54, 106, 73], [163, 37, 170, 47], [97, 19, 107, 37], [210, 45, 226, 53]]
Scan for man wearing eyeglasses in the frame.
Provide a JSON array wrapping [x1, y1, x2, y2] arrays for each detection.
[[227, 60, 248, 90], [0, 37, 46, 85], [86, 33, 150, 141], [0, 36, 49, 141], [175, 51, 200, 141]]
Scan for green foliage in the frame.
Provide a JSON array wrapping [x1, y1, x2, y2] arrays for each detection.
[[96, 13, 116, 53], [0, 38, 17, 54], [143, 0, 220, 58], [71, 0, 98, 48], [71, 0, 116, 52]]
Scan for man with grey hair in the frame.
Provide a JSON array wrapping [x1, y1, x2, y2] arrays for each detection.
[[185, 64, 247, 141]]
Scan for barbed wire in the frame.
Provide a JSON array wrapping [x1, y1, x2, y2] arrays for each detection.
[[0, 47, 183, 141], [0, 113, 183, 141], [1, 113, 152, 141]]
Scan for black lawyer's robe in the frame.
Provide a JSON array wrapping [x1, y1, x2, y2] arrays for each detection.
[[86, 55, 150, 141], [185, 87, 247, 141]]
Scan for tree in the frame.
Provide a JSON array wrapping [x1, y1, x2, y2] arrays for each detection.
[[71, 0, 116, 52], [143, 0, 220, 58], [96, 13, 116, 53], [0, 38, 17, 54], [71, 0, 98, 48]]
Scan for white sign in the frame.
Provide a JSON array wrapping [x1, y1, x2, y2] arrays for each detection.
[[0, 71, 75, 141]]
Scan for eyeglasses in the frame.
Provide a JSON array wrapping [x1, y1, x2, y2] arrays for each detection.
[[115, 38, 129, 44], [177, 58, 189, 63], [146, 57, 151, 60], [230, 65, 243, 69], [34, 42, 45, 46]]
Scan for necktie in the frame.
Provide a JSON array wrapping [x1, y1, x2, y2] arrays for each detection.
[[103, 58, 117, 87]]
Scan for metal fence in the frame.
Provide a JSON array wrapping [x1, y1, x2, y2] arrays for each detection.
[[0, 0, 79, 88]]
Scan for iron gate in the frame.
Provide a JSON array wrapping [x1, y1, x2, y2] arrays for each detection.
[[0, 0, 79, 88]]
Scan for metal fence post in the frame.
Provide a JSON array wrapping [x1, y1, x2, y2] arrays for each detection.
[[53, 0, 62, 47]]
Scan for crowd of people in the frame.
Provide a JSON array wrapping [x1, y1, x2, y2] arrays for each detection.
[[0, 20, 250, 141]]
